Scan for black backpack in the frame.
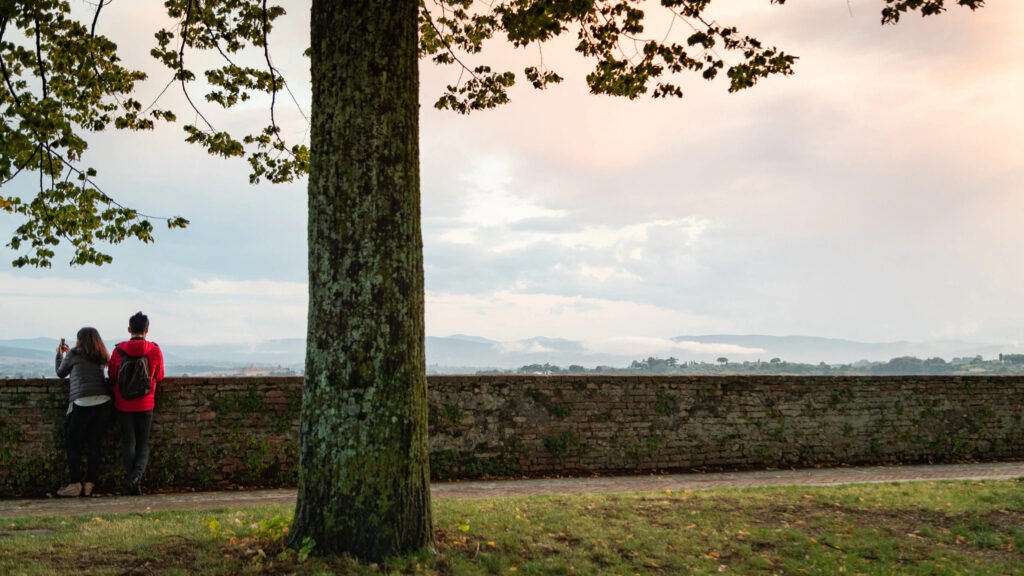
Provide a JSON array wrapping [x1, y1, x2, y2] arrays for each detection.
[[115, 346, 152, 400]]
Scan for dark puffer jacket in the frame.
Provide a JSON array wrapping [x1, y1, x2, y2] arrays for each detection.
[[56, 350, 108, 402]]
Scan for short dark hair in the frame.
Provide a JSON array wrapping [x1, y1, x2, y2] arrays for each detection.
[[129, 311, 150, 335]]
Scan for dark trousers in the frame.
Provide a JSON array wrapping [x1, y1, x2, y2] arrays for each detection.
[[65, 401, 112, 484], [118, 410, 153, 483]]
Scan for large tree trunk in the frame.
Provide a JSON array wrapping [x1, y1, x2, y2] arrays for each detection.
[[290, 0, 432, 560]]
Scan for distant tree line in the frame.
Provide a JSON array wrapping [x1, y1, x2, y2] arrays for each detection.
[[479, 355, 1024, 376]]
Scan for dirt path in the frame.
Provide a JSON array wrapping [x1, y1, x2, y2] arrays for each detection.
[[2, 461, 1021, 519]]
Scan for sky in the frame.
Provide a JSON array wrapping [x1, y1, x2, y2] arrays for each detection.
[[1, 1, 1023, 357]]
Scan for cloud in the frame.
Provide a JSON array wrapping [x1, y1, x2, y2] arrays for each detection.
[[424, 165, 713, 305], [497, 340, 555, 354], [0, 273, 308, 345], [186, 278, 307, 299], [576, 264, 641, 282], [438, 228, 478, 246], [457, 156, 567, 228], [487, 217, 710, 255], [5, 1, 1024, 348], [585, 336, 765, 358], [0, 273, 136, 297], [424, 290, 735, 342], [671, 340, 767, 356]]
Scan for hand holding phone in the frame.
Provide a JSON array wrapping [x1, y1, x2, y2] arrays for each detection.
[[57, 338, 69, 354]]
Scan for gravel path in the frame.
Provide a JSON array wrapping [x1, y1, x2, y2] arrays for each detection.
[[2, 461, 1021, 519]]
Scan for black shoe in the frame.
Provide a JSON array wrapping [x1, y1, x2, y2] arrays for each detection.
[[124, 479, 142, 496]]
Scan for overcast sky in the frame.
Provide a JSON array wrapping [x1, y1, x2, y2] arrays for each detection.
[[1, 1, 1022, 356]]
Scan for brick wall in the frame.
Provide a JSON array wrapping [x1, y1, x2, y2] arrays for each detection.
[[0, 377, 301, 497], [2, 376, 1022, 496]]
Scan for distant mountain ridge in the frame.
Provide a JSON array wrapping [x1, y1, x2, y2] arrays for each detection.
[[670, 335, 1018, 364], [671, 334, 908, 364], [0, 338, 56, 352], [0, 346, 52, 361], [2, 334, 1021, 374]]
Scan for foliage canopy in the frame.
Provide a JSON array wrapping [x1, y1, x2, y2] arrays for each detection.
[[0, 0, 984, 267]]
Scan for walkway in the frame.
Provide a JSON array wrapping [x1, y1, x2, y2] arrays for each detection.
[[2, 461, 1021, 519]]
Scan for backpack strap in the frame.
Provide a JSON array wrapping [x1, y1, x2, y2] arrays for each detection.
[[114, 345, 139, 359]]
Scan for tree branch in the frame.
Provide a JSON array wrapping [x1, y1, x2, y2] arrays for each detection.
[[282, 79, 309, 123], [261, 0, 280, 136], [50, 152, 169, 220], [33, 13, 58, 194], [0, 164, 27, 187], [141, 76, 176, 115], [0, 20, 22, 108], [34, 16, 47, 99], [90, 0, 107, 38], [177, 0, 216, 132], [421, 0, 482, 84]]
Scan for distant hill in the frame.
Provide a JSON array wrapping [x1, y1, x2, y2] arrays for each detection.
[[670, 335, 905, 364], [425, 335, 603, 369], [0, 345, 52, 362], [0, 337, 309, 361], [0, 338, 57, 353], [0, 338, 306, 376], [670, 335, 1022, 364], [161, 338, 306, 365]]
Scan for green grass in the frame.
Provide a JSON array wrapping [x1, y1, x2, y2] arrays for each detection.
[[1, 479, 1023, 575]]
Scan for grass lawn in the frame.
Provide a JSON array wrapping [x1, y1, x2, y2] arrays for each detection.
[[1, 479, 1022, 575]]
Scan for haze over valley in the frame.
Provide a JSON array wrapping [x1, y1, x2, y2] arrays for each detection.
[[4, 333, 1023, 377]]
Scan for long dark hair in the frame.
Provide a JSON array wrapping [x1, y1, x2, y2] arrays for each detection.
[[74, 327, 109, 366]]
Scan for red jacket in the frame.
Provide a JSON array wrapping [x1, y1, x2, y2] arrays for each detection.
[[109, 338, 164, 412]]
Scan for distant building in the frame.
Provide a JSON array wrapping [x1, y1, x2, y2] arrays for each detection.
[[1000, 353, 1024, 365], [234, 364, 297, 377]]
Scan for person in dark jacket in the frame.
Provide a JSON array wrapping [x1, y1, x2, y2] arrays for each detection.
[[55, 327, 112, 497], [108, 311, 164, 495]]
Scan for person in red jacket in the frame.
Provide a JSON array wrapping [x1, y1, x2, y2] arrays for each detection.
[[108, 311, 164, 495]]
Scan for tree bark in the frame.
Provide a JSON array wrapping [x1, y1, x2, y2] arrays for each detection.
[[290, 0, 432, 560]]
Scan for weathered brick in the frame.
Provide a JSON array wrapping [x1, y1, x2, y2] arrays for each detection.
[[2, 375, 1023, 495]]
